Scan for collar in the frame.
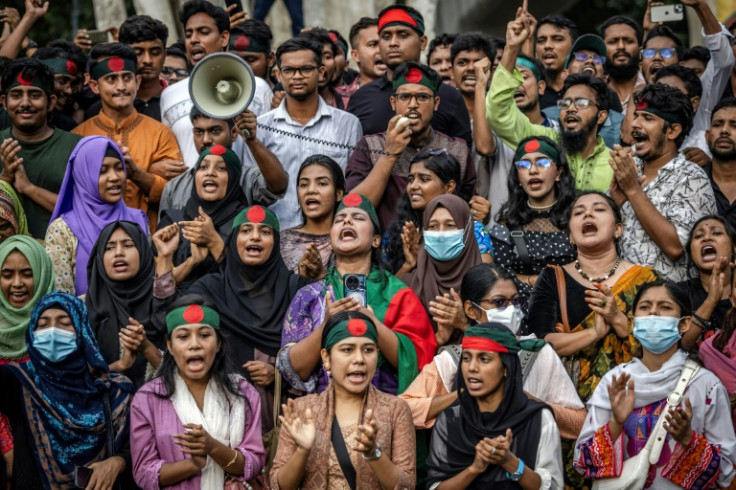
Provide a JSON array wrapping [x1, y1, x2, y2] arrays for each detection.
[[97, 108, 141, 131], [273, 95, 333, 126]]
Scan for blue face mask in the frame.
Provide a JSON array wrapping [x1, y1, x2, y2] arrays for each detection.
[[33, 327, 78, 363], [633, 315, 682, 354], [423, 229, 465, 261]]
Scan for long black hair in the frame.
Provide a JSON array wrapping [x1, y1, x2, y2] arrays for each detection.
[[685, 214, 736, 277], [496, 135, 575, 230], [296, 154, 346, 227], [384, 149, 462, 273], [155, 295, 244, 401]]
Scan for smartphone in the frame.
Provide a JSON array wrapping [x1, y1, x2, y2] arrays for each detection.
[[650, 4, 684, 23], [225, 0, 244, 14], [343, 274, 367, 307], [74, 466, 93, 489], [87, 29, 110, 46]]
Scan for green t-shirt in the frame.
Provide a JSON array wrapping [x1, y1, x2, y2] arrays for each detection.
[[0, 128, 82, 239]]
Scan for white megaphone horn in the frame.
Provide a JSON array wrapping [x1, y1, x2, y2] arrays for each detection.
[[189, 52, 256, 137]]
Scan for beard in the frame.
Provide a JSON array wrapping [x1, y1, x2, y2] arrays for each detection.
[[561, 114, 598, 153], [545, 67, 561, 81], [710, 140, 736, 161], [604, 54, 640, 81]]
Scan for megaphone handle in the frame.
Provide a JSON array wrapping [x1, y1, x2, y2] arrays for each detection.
[[242, 128, 251, 140]]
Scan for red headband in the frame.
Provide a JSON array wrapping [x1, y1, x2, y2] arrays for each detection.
[[378, 8, 420, 32]]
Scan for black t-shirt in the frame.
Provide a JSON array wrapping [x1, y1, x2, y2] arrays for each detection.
[[347, 74, 472, 146], [705, 164, 736, 233]]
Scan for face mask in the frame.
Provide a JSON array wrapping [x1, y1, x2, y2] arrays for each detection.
[[633, 315, 682, 354], [423, 229, 465, 261], [33, 327, 77, 363], [482, 305, 523, 334]]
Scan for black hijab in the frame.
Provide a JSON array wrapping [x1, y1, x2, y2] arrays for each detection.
[[86, 221, 163, 386], [426, 323, 550, 488], [189, 216, 311, 362]]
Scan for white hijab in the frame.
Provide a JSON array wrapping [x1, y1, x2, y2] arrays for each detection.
[[171, 373, 245, 488]]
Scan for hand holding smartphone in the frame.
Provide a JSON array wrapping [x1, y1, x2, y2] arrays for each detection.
[[344, 274, 367, 307], [650, 4, 684, 23]]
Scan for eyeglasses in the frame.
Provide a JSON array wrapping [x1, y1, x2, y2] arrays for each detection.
[[475, 298, 522, 309], [573, 52, 604, 65], [556, 97, 596, 110], [642, 48, 676, 59], [394, 92, 434, 104], [515, 158, 554, 170], [280, 65, 318, 77], [161, 66, 189, 77]]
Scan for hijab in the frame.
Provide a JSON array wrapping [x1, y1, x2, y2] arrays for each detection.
[[49, 136, 148, 295], [5, 292, 134, 489], [86, 221, 163, 386], [407, 194, 482, 314], [427, 323, 549, 488], [189, 206, 311, 359], [0, 236, 54, 360], [0, 180, 29, 236]]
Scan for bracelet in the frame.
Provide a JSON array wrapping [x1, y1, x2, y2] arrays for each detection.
[[691, 316, 709, 331], [223, 449, 239, 469], [692, 313, 712, 330]]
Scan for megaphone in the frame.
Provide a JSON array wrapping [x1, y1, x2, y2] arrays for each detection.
[[189, 52, 256, 120]]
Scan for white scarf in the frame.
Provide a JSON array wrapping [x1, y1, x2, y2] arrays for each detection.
[[171, 373, 245, 488]]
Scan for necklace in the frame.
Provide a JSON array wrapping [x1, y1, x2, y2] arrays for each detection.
[[527, 199, 557, 211], [575, 257, 621, 283]]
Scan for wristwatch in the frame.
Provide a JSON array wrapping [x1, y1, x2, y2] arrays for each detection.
[[363, 443, 382, 461], [506, 458, 525, 482]]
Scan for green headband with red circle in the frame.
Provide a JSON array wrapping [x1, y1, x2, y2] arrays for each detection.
[[229, 34, 270, 53], [5, 71, 52, 95], [233, 205, 280, 232], [513, 137, 560, 163], [336, 193, 380, 229], [166, 304, 220, 332], [462, 325, 545, 354], [323, 317, 378, 350], [392, 66, 438, 92], [90, 56, 137, 80], [196, 144, 242, 177], [41, 58, 80, 77], [378, 8, 425, 35]]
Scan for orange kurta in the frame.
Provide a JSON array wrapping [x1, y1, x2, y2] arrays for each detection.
[[73, 109, 182, 228]]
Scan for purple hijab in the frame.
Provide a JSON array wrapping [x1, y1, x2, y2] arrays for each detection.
[[49, 136, 148, 295]]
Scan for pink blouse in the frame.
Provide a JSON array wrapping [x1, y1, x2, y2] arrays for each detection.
[[130, 377, 265, 490]]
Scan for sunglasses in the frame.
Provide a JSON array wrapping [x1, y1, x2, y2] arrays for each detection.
[[573, 52, 604, 65], [556, 97, 596, 110], [515, 158, 554, 170], [642, 48, 676, 59], [161, 66, 189, 77]]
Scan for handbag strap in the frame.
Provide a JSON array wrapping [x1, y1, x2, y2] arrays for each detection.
[[331, 418, 357, 490], [551, 265, 570, 333], [511, 228, 531, 267], [646, 359, 700, 464]]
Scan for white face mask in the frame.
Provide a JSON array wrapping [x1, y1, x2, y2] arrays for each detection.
[[476, 304, 523, 334]]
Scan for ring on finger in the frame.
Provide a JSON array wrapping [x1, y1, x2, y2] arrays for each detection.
[[600, 300, 606, 307], [491, 447, 496, 455]]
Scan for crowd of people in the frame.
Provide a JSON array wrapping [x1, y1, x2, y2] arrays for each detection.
[[0, 0, 736, 487]]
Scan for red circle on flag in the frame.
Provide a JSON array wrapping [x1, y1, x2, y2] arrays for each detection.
[[347, 318, 368, 336], [406, 68, 423, 83], [210, 144, 226, 156], [524, 140, 541, 153], [247, 206, 266, 223], [107, 57, 125, 72], [66, 60, 78, 75], [234, 35, 250, 51], [17, 73, 33, 86], [636, 101, 648, 111], [183, 305, 205, 324], [328, 32, 338, 42], [343, 193, 362, 207]]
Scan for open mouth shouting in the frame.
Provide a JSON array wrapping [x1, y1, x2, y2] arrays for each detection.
[[581, 221, 598, 236], [700, 244, 718, 263]]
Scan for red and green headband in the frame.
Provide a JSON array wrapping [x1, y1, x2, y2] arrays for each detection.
[[635, 100, 686, 127], [513, 138, 560, 163], [41, 58, 80, 77], [462, 325, 545, 354], [233, 205, 280, 232], [378, 8, 425, 35], [336, 193, 380, 228], [229, 34, 270, 53], [393, 66, 438, 93], [323, 317, 378, 350], [166, 304, 220, 332], [196, 144, 242, 177], [90, 56, 137, 81], [5, 71, 52, 95]]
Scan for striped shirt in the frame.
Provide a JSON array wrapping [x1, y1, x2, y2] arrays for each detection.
[[258, 96, 362, 229]]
